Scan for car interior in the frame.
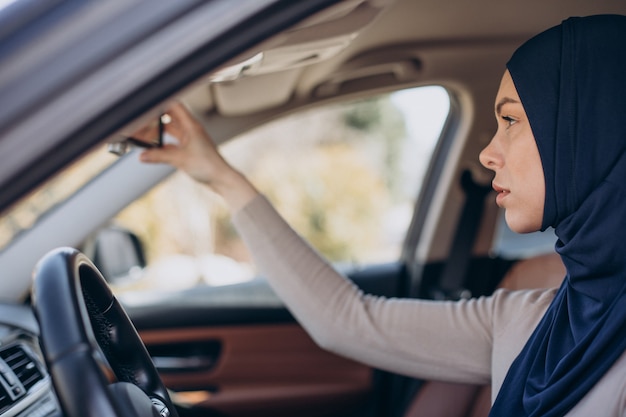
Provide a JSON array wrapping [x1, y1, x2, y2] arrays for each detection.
[[0, 0, 625, 417]]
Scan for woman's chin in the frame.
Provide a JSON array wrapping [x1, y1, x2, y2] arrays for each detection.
[[504, 211, 542, 234]]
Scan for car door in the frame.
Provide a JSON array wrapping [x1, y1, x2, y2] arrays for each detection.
[[128, 268, 402, 417]]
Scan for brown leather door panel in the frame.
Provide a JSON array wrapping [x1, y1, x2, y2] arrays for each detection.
[[140, 323, 372, 417]]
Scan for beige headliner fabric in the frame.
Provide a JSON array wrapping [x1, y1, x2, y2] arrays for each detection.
[[233, 195, 626, 416]]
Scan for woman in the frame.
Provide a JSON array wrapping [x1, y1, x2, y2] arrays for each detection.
[[139, 15, 626, 416]]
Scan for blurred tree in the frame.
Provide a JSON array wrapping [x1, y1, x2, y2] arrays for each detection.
[[342, 97, 407, 202], [221, 95, 408, 264], [251, 144, 388, 263]]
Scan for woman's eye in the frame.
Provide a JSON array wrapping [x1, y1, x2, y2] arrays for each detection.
[[502, 115, 517, 127]]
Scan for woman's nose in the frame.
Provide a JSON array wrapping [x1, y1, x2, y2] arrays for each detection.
[[479, 136, 500, 170]]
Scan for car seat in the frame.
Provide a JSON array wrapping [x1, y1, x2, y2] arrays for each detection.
[[403, 252, 566, 417]]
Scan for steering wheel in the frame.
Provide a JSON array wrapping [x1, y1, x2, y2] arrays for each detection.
[[32, 247, 179, 417]]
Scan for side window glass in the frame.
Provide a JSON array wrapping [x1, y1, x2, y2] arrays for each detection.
[[491, 212, 557, 259], [109, 86, 450, 296]]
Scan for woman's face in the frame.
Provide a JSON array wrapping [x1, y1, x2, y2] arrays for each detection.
[[479, 70, 545, 234]]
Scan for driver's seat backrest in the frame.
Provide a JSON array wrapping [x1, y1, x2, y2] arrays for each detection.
[[403, 252, 566, 417]]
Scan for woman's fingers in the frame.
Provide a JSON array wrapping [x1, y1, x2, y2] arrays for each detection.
[[139, 145, 181, 165], [163, 102, 206, 145], [138, 101, 237, 187]]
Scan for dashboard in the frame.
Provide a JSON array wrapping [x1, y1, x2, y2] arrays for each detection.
[[0, 304, 61, 417]]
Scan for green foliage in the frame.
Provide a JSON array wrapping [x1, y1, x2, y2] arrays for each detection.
[[342, 98, 382, 131], [251, 144, 389, 263], [341, 96, 407, 201]]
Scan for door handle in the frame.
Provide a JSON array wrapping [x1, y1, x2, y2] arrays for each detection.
[[147, 339, 221, 373], [152, 355, 216, 373]]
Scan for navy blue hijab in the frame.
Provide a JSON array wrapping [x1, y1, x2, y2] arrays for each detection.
[[489, 15, 626, 416]]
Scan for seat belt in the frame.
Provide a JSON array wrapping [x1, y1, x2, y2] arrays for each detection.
[[433, 169, 491, 300]]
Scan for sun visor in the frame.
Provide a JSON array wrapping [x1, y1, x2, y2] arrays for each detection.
[[212, 69, 301, 116], [207, 0, 395, 115]]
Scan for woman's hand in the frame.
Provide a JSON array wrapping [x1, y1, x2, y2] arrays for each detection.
[[138, 102, 226, 184], [138, 102, 258, 211]]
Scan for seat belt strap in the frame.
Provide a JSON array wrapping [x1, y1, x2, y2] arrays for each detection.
[[434, 170, 491, 300]]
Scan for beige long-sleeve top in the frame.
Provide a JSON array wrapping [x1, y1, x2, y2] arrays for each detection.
[[233, 195, 626, 416]]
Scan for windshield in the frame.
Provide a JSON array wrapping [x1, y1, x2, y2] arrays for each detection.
[[0, 144, 118, 251]]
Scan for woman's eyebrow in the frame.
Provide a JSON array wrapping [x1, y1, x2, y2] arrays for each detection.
[[495, 97, 521, 115]]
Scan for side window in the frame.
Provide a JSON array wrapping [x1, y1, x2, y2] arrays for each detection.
[[109, 86, 450, 295], [491, 212, 557, 259]]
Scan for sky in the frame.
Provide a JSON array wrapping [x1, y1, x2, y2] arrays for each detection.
[[390, 86, 450, 147], [390, 86, 450, 198]]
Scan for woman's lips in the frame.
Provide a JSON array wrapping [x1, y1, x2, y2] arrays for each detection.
[[493, 183, 510, 206]]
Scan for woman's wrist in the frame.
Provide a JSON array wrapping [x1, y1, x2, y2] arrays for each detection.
[[209, 167, 259, 212]]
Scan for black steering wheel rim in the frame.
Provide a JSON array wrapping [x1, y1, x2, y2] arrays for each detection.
[[32, 247, 178, 417]]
